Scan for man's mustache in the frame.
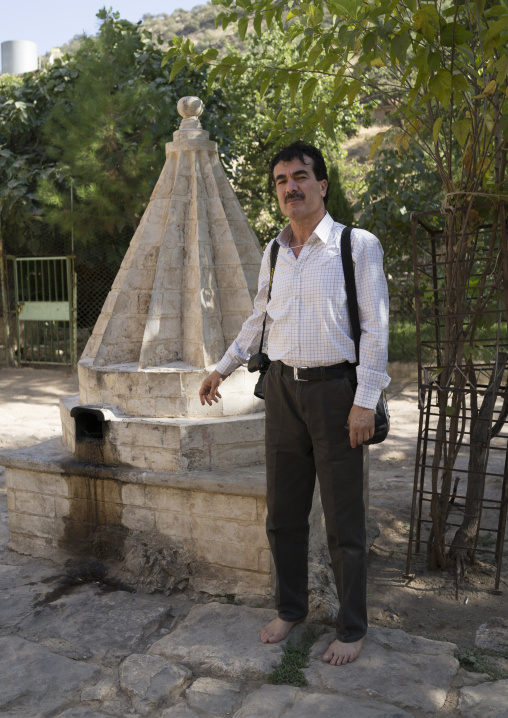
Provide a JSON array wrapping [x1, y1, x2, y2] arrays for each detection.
[[285, 192, 305, 203]]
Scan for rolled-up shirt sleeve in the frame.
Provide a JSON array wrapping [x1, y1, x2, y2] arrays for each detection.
[[352, 229, 391, 409], [215, 240, 274, 377]]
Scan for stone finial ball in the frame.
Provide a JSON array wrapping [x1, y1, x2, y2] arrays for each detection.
[[177, 96, 204, 119]]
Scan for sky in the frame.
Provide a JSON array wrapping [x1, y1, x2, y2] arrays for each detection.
[[0, 0, 207, 56]]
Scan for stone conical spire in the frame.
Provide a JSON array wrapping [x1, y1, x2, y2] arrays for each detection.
[[82, 96, 262, 370]]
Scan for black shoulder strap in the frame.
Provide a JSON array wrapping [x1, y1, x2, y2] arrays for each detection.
[[258, 240, 280, 354], [341, 227, 361, 364]]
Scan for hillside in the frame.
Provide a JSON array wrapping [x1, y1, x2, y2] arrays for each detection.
[[49, 3, 246, 59]]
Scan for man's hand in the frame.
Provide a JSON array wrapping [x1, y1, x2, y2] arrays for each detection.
[[199, 370, 226, 406], [348, 404, 375, 448]]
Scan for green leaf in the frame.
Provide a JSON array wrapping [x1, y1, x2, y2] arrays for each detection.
[[500, 114, 508, 139], [428, 50, 440, 72], [432, 117, 443, 144], [329, 1, 351, 16], [307, 42, 324, 67], [429, 70, 452, 105], [288, 72, 301, 103], [286, 8, 301, 21], [265, 6, 275, 28], [169, 57, 188, 82], [362, 31, 377, 56], [315, 101, 327, 125], [328, 83, 349, 107], [390, 31, 411, 64], [413, 8, 436, 43], [207, 65, 221, 93], [323, 115, 336, 140], [238, 16, 249, 41], [316, 52, 339, 72], [347, 79, 362, 106], [485, 17, 508, 43], [401, 56, 417, 85], [369, 130, 387, 159], [452, 119, 470, 147], [452, 73, 468, 93], [202, 48, 219, 61], [440, 22, 473, 47], [495, 54, 508, 83], [253, 12, 262, 38], [222, 12, 238, 30], [474, 79, 497, 97], [259, 72, 272, 100], [274, 69, 289, 85], [301, 77, 318, 111]]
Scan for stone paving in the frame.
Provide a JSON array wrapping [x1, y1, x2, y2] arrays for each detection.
[[1, 370, 508, 717], [1, 494, 507, 718]]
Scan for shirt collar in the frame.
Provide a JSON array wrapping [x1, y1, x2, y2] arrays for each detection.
[[277, 212, 334, 248]]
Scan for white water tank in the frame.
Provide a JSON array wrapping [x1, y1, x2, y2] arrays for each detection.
[[1, 40, 38, 74]]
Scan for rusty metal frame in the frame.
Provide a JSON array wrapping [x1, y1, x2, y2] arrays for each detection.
[[404, 206, 508, 593]]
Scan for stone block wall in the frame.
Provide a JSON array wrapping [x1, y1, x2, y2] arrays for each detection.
[[3, 447, 271, 597], [60, 395, 266, 473], [77, 360, 263, 419]]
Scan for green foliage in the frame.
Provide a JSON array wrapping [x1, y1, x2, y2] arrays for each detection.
[[219, 25, 371, 245], [0, 9, 231, 266], [356, 146, 443, 315], [267, 628, 317, 687], [0, 62, 77, 252], [326, 163, 354, 225], [457, 648, 488, 674], [167, 0, 508, 209], [387, 320, 435, 362]]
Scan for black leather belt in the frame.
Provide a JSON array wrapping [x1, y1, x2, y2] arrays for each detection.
[[277, 361, 356, 382]]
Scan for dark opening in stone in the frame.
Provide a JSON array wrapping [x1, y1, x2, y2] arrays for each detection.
[[72, 407, 106, 443]]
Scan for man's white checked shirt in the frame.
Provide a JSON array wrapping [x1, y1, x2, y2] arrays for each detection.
[[215, 212, 391, 409]]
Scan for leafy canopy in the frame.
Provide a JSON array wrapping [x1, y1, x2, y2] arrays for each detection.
[[38, 8, 230, 261], [166, 0, 508, 206], [219, 24, 362, 243]]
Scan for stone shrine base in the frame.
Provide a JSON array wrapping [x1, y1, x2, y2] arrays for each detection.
[[0, 438, 271, 597]]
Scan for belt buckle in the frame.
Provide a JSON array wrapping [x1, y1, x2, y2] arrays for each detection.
[[294, 366, 308, 381]]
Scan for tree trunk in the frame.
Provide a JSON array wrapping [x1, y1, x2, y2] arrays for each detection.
[[449, 353, 508, 574]]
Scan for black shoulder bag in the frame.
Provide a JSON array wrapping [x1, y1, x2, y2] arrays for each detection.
[[341, 227, 389, 445], [247, 240, 280, 399]]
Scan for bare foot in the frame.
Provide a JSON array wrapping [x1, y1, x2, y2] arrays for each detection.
[[322, 636, 365, 666], [260, 617, 304, 644]]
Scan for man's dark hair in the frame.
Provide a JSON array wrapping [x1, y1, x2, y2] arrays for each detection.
[[269, 141, 329, 204]]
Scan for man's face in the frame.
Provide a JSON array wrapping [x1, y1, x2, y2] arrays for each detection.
[[273, 155, 328, 223]]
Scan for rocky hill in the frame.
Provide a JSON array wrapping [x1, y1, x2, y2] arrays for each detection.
[[50, 3, 246, 58]]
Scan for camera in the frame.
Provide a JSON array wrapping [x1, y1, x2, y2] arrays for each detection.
[[247, 352, 271, 374], [247, 352, 271, 400]]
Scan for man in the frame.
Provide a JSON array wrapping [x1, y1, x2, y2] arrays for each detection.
[[199, 141, 389, 666]]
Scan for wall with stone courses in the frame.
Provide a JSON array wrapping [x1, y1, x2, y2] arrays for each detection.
[[4, 463, 271, 596], [60, 395, 265, 472], [77, 361, 263, 419], [85, 132, 263, 372]]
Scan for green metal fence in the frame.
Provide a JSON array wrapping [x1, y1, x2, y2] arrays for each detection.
[[12, 256, 77, 366]]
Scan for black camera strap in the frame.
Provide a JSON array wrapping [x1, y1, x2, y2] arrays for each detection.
[[340, 226, 361, 364], [258, 240, 280, 354]]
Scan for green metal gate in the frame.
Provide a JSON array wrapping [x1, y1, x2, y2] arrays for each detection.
[[13, 256, 77, 366]]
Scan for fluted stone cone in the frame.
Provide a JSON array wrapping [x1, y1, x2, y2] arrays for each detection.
[[82, 96, 262, 370]]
